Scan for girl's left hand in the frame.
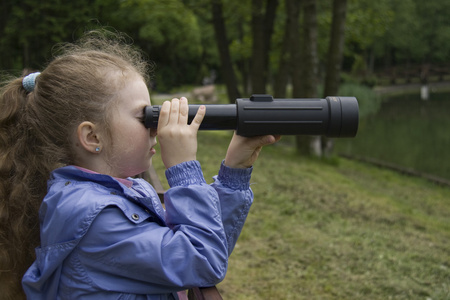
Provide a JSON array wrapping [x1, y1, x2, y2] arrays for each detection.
[[224, 133, 281, 169], [157, 97, 205, 168]]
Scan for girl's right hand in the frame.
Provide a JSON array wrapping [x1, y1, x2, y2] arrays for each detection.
[[224, 133, 281, 169], [157, 97, 206, 169]]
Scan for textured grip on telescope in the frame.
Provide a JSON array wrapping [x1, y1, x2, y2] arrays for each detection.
[[235, 95, 359, 137]]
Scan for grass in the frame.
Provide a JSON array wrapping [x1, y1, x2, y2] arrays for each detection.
[[150, 131, 450, 299]]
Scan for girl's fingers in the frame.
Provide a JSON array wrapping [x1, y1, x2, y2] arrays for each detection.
[[259, 134, 282, 146], [190, 105, 206, 130], [158, 97, 203, 130], [224, 133, 281, 169], [168, 98, 180, 125], [158, 101, 171, 126], [179, 97, 189, 125]]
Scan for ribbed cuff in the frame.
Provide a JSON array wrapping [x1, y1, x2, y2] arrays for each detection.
[[217, 160, 253, 190], [165, 160, 206, 187]]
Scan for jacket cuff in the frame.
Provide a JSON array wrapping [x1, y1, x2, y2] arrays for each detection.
[[217, 160, 253, 190], [165, 160, 206, 187]]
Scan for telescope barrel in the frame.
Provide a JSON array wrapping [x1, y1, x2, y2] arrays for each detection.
[[144, 95, 359, 138], [144, 104, 237, 131]]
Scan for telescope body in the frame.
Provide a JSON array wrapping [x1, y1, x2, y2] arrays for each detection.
[[144, 95, 359, 138]]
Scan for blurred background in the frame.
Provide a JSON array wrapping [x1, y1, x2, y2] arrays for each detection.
[[1, 0, 449, 180], [2, 1, 449, 298]]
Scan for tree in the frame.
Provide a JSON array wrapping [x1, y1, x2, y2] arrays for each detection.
[[381, 0, 450, 65], [273, 0, 301, 98], [344, 0, 393, 74], [211, 0, 241, 102], [250, 0, 279, 93], [292, 0, 321, 155], [320, 0, 348, 157], [298, 0, 319, 99], [415, 0, 450, 63], [0, 0, 104, 71], [112, 0, 203, 91], [324, 0, 347, 98]]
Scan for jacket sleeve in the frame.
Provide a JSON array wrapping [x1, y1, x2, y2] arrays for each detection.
[[75, 161, 228, 295], [211, 161, 253, 255], [164, 160, 253, 260]]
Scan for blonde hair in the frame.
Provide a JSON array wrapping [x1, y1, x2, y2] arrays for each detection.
[[0, 31, 150, 298]]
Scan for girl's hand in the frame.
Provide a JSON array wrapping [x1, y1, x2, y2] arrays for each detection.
[[224, 133, 281, 169], [157, 97, 205, 168]]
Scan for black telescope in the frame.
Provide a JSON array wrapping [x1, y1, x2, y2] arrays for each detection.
[[144, 94, 359, 137]]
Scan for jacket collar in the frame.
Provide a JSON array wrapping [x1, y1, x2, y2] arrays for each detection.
[[49, 165, 166, 225], [50, 165, 131, 194]]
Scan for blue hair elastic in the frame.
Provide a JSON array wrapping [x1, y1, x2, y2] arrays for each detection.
[[22, 72, 41, 93]]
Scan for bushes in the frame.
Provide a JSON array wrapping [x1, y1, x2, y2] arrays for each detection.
[[338, 82, 382, 118]]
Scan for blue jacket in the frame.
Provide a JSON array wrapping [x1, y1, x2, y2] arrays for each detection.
[[22, 160, 253, 299]]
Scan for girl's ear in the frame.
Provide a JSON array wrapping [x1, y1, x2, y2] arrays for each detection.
[[77, 121, 102, 154]]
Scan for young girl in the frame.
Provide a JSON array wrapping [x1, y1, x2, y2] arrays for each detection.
[[0, 32, 279, 299]]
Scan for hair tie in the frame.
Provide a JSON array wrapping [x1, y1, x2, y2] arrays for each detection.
[[22, 72, 41, 93]]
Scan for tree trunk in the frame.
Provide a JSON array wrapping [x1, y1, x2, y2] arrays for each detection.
[[293, 0, 320, 156], [250, 0, 278, 94], [211, 0, 241, 103], [236, 20, 251, 95], [273, 0, 301, 98], [324, 0, 347, 97], [322, 0, 348, 157], [301, 0, 319, 99], [290, 0, 302, 98]]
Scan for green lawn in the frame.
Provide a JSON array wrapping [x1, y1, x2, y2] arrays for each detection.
[[152, 131, 450, 300]]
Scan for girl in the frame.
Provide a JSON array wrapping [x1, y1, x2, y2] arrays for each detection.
[[0, 32, 279, 299]]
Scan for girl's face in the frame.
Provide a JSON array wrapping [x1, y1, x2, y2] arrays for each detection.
[[106, 75, 157, 178]]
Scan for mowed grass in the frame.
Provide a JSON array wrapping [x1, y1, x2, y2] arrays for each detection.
[[151, 131, 450, 300]]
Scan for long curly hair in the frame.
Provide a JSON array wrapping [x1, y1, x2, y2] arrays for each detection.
[[0, 30, 150, 299]]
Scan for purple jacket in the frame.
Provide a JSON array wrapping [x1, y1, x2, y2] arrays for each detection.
[[22, 160, 253, 299]]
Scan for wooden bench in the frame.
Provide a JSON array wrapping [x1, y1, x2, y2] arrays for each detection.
[[138, 166, 224, 300]]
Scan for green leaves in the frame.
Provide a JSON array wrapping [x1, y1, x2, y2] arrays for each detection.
[[116, 0, 201, 58]]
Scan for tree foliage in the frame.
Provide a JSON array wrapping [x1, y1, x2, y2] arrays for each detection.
[[1, 0, 104, 70], [1, 0, 449, 90], [108, 0, 203, 90]]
